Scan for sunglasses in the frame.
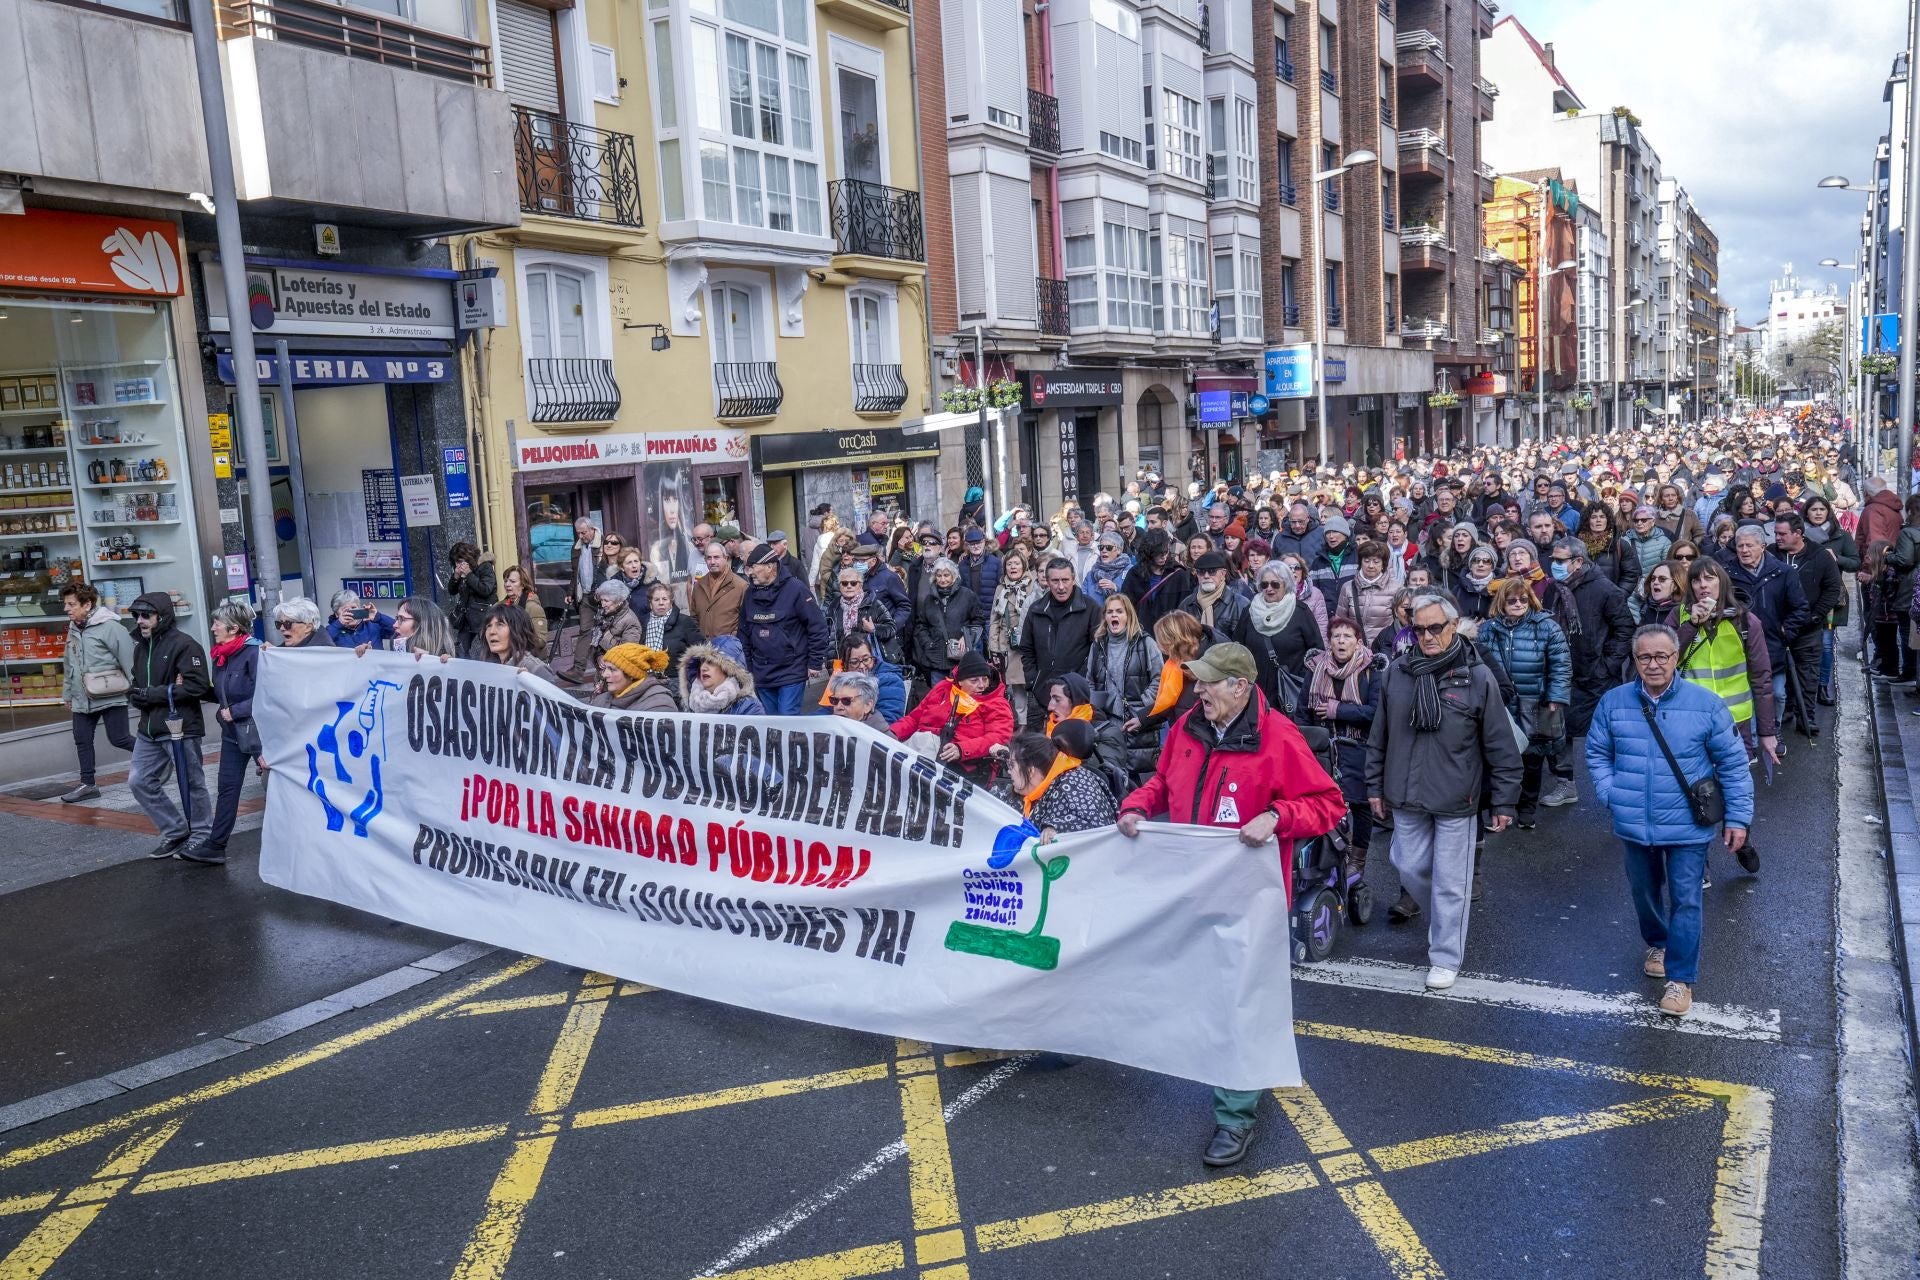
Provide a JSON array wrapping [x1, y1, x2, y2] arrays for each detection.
[[275, 620, 297, 631], [828, 695, 860, 707], [1411, 621, 1451, 638], [1550, 557, 1574, 566], [1673, 552, 1698, 561], [131, 610, 156, 620]]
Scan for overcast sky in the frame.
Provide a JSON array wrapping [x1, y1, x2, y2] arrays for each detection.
[[1495, 0, 1906, 325]]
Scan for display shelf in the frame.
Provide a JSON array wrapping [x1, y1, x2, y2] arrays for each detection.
[[0, 657, 63, 666], [63, 360, 163, 370], [81, 480, 176, 490], [0, 486, 78, 497], [72, 441, 161, 452], [0, 407, 62, 419], [91, 556, 176, 567], [70, 399, 165, 411], [0, 696, 63, 708], [88, 518, 180, 528], [0, 504, 75, 515], [0, 615, 65, 628], [0, 531, 79, 542], [0, 367, 56, 380], [0, 448, 75, 458]]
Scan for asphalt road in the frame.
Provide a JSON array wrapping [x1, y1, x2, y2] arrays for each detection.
[[0, 696, 1845, 1279]]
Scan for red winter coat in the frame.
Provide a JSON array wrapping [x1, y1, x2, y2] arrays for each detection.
[[891, 679, 1015, 762], [1120, 690, 1345, 905], [1860, 489, 1903, 559]]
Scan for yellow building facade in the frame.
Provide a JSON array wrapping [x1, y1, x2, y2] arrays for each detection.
[[455, 0, 934, 603]]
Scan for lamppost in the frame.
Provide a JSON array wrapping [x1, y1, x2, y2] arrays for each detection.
[[1821, 171, 1897, 489], [1820, 256, 1861, 448], [1534, 256, 1577, 440], [1311, 148, 1377, 465], [1613, 298, 1646, 432]]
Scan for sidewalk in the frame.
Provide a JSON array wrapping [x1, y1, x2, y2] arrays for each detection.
[[1865, 670, 1920, 1075]]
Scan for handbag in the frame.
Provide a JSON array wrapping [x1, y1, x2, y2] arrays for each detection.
[[1641, 702, 1725, 827], [231, 716, 264, 757], [1526, 700, 1565, 744], [82, 668, 131, 698]]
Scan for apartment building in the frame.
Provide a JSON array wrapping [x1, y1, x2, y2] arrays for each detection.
[[1686, 209, 1722, 411], [456, 0, 938, 578], [0, 0, 514, 759], [1483, 173, 1578, 438]]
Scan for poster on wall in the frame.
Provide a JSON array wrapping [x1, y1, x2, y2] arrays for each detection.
[[643, 461, 700, 592], [362, 469, 402, 542]]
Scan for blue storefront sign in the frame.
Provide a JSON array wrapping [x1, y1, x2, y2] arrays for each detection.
[[1197, 390, 1232, 424], [1864, 313, 1899, 355], [443, 446, 473, 510], [216, 352, 456, 385], [1324, 357, 1347, 384], [1247, 392, 1271, 416], [1265, 345, 1315, 399]]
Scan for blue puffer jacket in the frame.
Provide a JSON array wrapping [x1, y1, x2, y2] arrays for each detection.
[[1586, 677, 1754, 846], [737, 566, 830, 689], [1480, 610, 1573, 706]]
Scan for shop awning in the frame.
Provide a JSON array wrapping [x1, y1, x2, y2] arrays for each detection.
[[752, 427, 939, 472]]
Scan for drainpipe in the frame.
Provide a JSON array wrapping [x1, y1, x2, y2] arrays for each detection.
[[1037, 1, 1063, 273]]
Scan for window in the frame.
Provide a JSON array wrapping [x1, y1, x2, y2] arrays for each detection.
[[1150, 227, 1208, 333], [1161, 89, 1203, 182], [525, 265, 593, 360], [1104, 221, 1152, 328], [709, 280, 768, 362], [1277, 136, 1296, 205], [1281, 258, 1299, 325], [1383, 272, 1396, 332], [1208, 98, 1228, 200], [1275, 14, 1292, 79], [848, 291, 893, 364], [1324, 262, 1343, 324], [1066, 233, 1099, 328], [1234, 98, 1257, 201], [1100, 131, 1144, 164], [674, 0, 823, 235], [1214, 250, 1235, 339], [1318, 22, 1335, 87], [1213, 246, 1262, 341]]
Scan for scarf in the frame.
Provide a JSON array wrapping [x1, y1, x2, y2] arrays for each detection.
[[1401, 638, 1464, 732], [1022, 752, 1081, 817], [1194, 579, 1227, 627], [211, 635, 251, 668], [1460, 568, 1495, 594], [1581, 529, 1612, 559], [686, 676, 742, 713], [645, 613, 669, 650], [1308, 644, 1373, 710], [950, 684, 981, 717], [995, 577, 1040, 646], [1146, 659, 1186, 718], [1045, 703, 1094, 734], [1246, 588, 1296, 636], [1805, 521, 1832, 545]]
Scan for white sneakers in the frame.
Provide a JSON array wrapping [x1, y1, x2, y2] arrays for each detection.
[[1425, 966, 1458, 990]]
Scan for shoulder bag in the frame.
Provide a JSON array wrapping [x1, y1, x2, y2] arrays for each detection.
[[1641, 701, 1724, 827], [83, 669, 131, 698]]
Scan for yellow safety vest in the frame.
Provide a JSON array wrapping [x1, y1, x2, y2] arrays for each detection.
[[1678, 613, 1753, 724]]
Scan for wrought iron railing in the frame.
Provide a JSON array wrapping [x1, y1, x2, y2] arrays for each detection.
[[1276, 51, 1295, 82], [1028, 89, 1060, 153], [852, 363, 908, 414], [1037, 277, 1070, 335], [1320, 67, 1337, 92], [1284, 302, 1302, 326], [1383, 207, 1397, 231], [512, 107, 641, 227], [828, 179, 925, 261], [715, 362, 784, 418], [1327, 302, 1344, 326], [1324, 183, 1341, 212], [1377, 0, 1391, 16], [214, 0, 491, 83], [1280, 180, 1297, 207], [1380, 100, 1394, 126], [527, 358, 620, 423]]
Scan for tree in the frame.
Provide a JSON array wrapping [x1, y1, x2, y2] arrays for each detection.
[[1775, 320, 1845, 394]]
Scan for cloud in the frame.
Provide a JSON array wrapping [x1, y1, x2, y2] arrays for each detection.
[[1496, 0, 1901, 320]]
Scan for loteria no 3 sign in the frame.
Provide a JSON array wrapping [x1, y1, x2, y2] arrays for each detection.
[[0, 208, 184, 296], [516, 428, 750, 472]]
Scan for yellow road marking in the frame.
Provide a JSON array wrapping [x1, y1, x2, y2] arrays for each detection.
[[1370, 1093, 1718, 1174], [0, 956, 542, 1175], [973, 1162, 1320, 1250], [450, 972, 615, 1280], [133, 1124, 511, 1194], [443, 992, 572, 1018], [0, 1120, 182, 1280], [0, 1195, 54, 1220], [721, 1241, 906, 1280], [1272, 1084, 1357, 1154], [939, 1050, 1015, 1068], [570, 1064, 890, 1131], [898, 1072, 960, 1234], [1334, 1181, 1447, 1280]]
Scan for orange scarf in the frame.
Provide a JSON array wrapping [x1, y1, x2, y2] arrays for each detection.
[[816, 659, 844, 707], [950, 684, 981, 717], [1022, 752, 1081, 817], [1146, 659, 1185, 719], [1045, 703, 1094, 734]]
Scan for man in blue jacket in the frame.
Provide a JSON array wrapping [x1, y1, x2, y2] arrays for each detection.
[[1586, 623, 1754, 1019], [737, 544, 830, 714]]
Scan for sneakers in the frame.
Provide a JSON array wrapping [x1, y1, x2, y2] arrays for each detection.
[[1202, 1125, 1254, 1167], [1643, 947, 1666, 979], [1701, 865, 1712, 890], [1514, 816, 1537, 830], [1658, 981, 1693, 1018], [1539, 779, 1579, 807], [146, 834, 189, 860], [1425, 966, 1458, 990], [1388, 889, 1422, 924], [178, 843, 227, 866], [60, 783, 101, 803], [1735, 841, 1760, 875]]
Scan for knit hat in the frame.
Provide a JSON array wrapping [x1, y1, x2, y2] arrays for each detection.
[[603, 643, 668, 681], [951, 651, 994, 683], [1224, 518, 1247, 540], [746, 543, 780, 567], [1322, 514, 1352, 538]]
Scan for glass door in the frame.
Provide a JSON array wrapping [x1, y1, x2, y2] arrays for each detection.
[[837, 67, 882, 185]]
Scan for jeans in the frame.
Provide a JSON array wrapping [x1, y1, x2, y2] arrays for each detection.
[[1621, 841, 1708, 984], [1819, 629, 1836, 694], [1388, 810, 1479, 971], [129, 735, 211, 844], [1213, 1087, 1261, 1130], [70, 706, 134, 786], [760, 682, 806, 715], [205, 720, 251, 851]]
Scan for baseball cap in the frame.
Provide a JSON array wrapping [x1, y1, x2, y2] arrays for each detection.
[[714, 524, 744, 541], [964, 527, 986, 543], [1185, 643, 1258, 683], [1194, 551, 1229, 572], [767, 529, 789, 543]]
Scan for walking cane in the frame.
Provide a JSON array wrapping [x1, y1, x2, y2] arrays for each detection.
[[165, 686, 193, 838]]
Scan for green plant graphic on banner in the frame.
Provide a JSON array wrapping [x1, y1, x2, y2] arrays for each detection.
[[945, 837, 1071, 971]]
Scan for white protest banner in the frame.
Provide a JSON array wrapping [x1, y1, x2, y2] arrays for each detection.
[[253, 649, 1300, 1090]]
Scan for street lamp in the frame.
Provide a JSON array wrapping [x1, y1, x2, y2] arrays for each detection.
[[1310, 148, 1377, 465], [1820, 173, 1899, 491], [1535, 256, 1576, 440], [1820, 257, 1862, 448], [1614, 298, 1646, 430]]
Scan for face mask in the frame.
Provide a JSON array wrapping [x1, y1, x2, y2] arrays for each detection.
[[852, 561, 870, 578], [1549, 561, 1571, 581]]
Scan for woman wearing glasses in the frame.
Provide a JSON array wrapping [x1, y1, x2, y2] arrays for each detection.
[[270, 597, 329, 649], [1234, 561, 1324, 720]]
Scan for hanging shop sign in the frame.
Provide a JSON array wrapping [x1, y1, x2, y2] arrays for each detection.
[[1264, 345, 1315, 400], [443, 447, 473, 509], [217, 352, 455, 386], [1323, 357, 1347, 384], [1196, 390, 1232, 425], [0, 208, 184, 296], [1396, 393, 1422, 409], [1022, 370, 1125, 409], [457, 275, 507, 330], [753, 427, 939, 470], [515, 428, 750, 473], [1461, 373, 1508, 396], [203, 259, 456, 339]]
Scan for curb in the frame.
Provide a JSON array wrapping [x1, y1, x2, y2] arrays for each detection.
[[0, 940, 499, 1136], [1864, 672, 1920, 1073]]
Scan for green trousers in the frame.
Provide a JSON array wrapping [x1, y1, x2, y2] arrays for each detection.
[[1213, 1087, 1261, 1130]]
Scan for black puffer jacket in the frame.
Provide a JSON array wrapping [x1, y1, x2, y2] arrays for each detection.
[[912, 583, 982, 672], [127, 592, 211, 740], [1085, 630, 1163, 774], [446, 560, 497, 650], [1018, 589, 1098, 692]]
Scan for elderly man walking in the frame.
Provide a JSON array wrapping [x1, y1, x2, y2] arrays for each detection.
[[1117, 642, 1344, 1168], [1586, 624, 1754, 1018], [1366, 592, 1523, 990]]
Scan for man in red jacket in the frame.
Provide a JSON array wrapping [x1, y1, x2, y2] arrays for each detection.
[[1117, 642, 1345, 1168]]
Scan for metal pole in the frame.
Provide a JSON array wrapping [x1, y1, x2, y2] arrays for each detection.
[[1898, 0, 1920, 495], [972, 324, 994, 529], [1536, 189, 1546, 441], [188, 0, 282, 617], [1314, 179, 1329, 466], [274, 341, 316, 594]]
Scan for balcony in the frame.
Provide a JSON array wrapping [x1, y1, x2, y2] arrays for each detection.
[[1284, 302, 1303, 327], [1400, 225, 1451, 271], [816, 0, 911, 30], [1321, 67, 1337, 92], [715, 362, 784, 419], [1038, 277, 1071, 336], [1474, 77, 1498, 119], [852, 363, 909, 414], [1277, 51, 1296, 82], [209, 0, 517, 231], [527, 358, 620, 424], [512, 108, 641, 227], [1324, 183, 1341, 212], [1395, 30, 1445, 89], [1476, 245, 1504, 264], [1479, 328, 1500, 346], [1399, 128, 1448, 179], [1630, 176, 1648, 204], [1280, 180, 1298, 207], [828, 179, 926, 263], [1402, 318, 1449, 342], [1380, 100, 1395, 127], [1028, 89, 1060, 154]]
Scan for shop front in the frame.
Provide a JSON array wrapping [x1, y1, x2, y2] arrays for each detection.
[[1021, 370, 1124, 517], [754, 427, 940, 535], [0, 207, 211, 738], [200, 254, 478, 613], [512, 429, 752, 611]]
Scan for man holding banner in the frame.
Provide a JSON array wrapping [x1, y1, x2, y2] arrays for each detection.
[[1116, 641, 1345, 1167]]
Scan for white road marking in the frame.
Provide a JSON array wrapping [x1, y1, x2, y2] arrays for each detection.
[[1295, 956, 1781, 1042], [695, 1053, 1034, 1277]]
